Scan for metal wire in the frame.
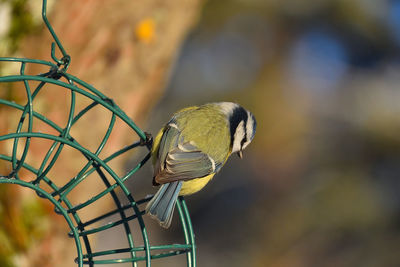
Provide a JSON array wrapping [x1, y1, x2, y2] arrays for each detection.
[[0, 1, 196, 266]]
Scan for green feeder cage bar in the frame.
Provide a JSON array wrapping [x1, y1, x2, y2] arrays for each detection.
[[0, 1, 196, 266]]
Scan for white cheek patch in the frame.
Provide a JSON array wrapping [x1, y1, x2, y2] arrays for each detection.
[[232, 121, 245, 153]]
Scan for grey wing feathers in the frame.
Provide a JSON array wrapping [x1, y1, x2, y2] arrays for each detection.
[[161, 144, 215, 179], [154, 125, 216, 185], [155, 123, 181, 173]]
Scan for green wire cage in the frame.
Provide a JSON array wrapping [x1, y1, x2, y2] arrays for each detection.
[[0, 1, 196, 266]]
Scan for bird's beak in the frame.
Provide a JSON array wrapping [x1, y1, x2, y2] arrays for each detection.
[[237, 150, 243, 159]]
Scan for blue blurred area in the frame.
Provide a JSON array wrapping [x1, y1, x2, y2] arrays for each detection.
[[388, 0, 400, 46], [287, 29, 348, 94]]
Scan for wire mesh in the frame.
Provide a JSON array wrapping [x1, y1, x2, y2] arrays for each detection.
[[0, 1, 196, 266]]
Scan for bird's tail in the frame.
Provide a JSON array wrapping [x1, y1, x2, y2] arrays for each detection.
[[145, 181, 183, 228]]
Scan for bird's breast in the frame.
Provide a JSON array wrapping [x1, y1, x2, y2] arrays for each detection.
[[179, 174, 215, 196]]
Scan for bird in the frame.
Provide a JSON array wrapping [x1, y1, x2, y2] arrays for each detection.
[[145, 102, 256, 228]]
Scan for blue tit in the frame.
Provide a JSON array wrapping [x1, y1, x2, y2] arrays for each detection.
[[145, 102, 256, 228]]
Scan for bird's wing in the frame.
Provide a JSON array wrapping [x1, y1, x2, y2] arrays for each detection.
[[155, 123, 181, 172], [155, 135, 217, 185]]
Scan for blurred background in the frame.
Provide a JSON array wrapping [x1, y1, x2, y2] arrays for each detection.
[[2, 0, 400, 266], [149, 0, 400, 266]]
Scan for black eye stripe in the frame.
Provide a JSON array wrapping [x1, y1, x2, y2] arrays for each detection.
[[240, 135, 247, 147], [241, 122, 247, 148], [229, 106, 248, 145]]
